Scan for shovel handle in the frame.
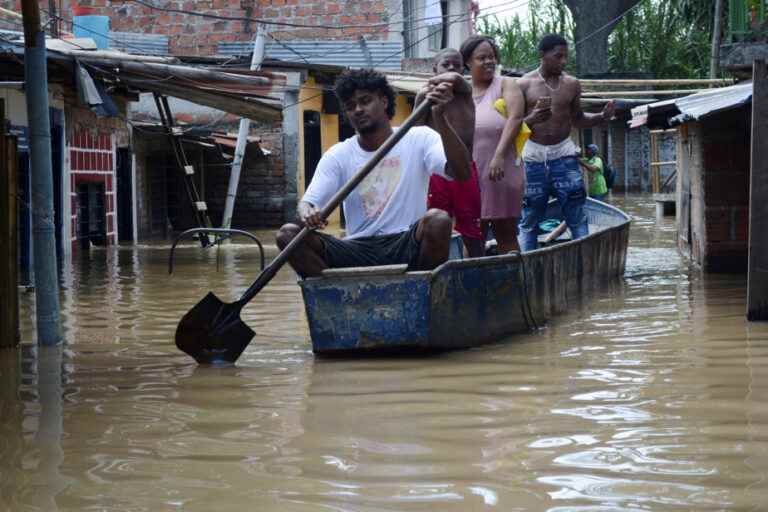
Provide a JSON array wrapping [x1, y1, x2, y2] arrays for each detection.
[[236, 99, 435, 307]]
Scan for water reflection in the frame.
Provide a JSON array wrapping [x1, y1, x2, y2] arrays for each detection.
[[1, 196, 767, 510], [0, 347, 69, 510]]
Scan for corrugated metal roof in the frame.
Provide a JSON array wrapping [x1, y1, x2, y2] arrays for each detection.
[[669, 81, 752, 124], [218, 40, 404, 70], [630, 82, 752, 128], [0, 29, 23, 52], [629, 98, 677, 128], [109, 31, 169, 56]]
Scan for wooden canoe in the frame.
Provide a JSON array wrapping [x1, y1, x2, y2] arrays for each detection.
[[299, 198, 631, 354]]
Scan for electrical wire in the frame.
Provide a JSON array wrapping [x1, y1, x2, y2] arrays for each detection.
[[19, 0, 532, 72], [7, 0, 599, 118], [268, 0, 531, 68], [121, 0, 530, 33]]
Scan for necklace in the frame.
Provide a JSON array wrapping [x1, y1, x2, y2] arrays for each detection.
[[537, 69, 561, 92]]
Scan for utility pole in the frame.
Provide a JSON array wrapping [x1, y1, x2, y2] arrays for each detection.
[[747, 60, 768, 321], [710, 0, 724, 79], [21, 0, 62, 346], [221, 24, 266, 232]]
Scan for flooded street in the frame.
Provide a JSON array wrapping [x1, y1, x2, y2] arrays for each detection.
[[2, 194, 768, 511]]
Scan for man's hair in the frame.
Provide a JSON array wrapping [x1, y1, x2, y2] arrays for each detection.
[[334, 69, 396, 119], [459, 35, 499, 68], [433, 47, 462, 65], [538, 33, 568, 53]]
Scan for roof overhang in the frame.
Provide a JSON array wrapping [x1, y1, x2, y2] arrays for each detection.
[[0, 36, 288, 121], [630, 82, 753, 129]]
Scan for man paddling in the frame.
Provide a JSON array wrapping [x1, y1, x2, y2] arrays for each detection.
[[276, 69, 472, 277], [517, 34, 615, 251], [415, 48, 483, 257]]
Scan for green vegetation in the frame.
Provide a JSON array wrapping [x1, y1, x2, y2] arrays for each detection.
[[477, 0, 573, 72], [478, 0, 717, 78]]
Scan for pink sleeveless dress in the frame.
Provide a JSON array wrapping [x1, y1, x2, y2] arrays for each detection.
[[472, 75, 524, 219]]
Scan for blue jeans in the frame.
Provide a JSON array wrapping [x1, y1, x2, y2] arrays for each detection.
[[519, 155, 588, 251]]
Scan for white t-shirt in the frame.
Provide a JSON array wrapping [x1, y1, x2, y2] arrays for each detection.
[[302, 126, 449, 239]]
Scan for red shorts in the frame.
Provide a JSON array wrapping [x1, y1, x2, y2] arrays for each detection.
[[427, 163, 482, 240]]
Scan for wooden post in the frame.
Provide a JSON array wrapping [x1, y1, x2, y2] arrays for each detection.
[[1, 99, 20, 347], [649, 131, 658, 194], [748, 60, 768, 321]]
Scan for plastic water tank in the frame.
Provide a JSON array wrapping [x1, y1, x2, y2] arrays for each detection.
[[72, 15, 110, 50]]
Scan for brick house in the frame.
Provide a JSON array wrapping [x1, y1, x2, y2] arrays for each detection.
[[0, 44, 132, 268], [1, 0, 475, 239], [1, 31, 283, 283]]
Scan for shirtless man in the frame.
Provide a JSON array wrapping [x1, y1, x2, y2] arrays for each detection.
[[415, 49, 483, 257], [517, 34, 615, 251]]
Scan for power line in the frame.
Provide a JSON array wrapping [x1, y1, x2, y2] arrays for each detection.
[[279, 0, 492, 110], [514, 0, 645, 70], [266, 0, 531, 66], [574, 1, 644, 46], [121, 0, 530, 34], [123, 0, 389, 30], [2, 0, 539, 115], [270, 0, 530, 37], [42, 9, 173, 55], [16, 0, 532, 71]]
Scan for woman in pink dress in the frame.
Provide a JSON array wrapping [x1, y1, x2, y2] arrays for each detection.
[[460, 35, 526, 253]]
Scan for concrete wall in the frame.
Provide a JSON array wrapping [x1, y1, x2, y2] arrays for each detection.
[[626, 126, 649, 191], [607, 121, 626, 191], [405, 0, 472, 60], [677, 107, 751, 272]]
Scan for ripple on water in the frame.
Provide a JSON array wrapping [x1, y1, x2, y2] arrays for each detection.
[[3, 197, 768, 511]]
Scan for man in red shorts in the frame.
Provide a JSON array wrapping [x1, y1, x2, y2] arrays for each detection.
[[417, 49, 484, 257]]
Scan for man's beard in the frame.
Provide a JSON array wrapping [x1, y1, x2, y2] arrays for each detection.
[[356, 120, 378, 135]]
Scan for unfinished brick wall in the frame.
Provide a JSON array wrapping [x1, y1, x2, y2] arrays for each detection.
[[678, 108, 751, 272], [699, 108, 751, 272], [204, 120, 287, 228], [133, 117, 286, 239], [0, 0, 391, 55]]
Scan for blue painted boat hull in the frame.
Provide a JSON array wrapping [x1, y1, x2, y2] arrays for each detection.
[[300, 199, 631, 354]]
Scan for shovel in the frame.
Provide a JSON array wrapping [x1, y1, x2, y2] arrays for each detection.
[[176, 99, 434, 364]]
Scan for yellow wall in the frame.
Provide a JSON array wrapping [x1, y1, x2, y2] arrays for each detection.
[[392, 95, 413, 126], [298, 76, 341, 226]]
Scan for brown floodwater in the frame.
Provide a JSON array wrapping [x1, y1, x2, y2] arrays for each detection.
[[2, 194, 767, 511]]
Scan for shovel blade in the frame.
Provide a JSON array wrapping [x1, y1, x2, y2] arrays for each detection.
[[175, 292, 255, 365]]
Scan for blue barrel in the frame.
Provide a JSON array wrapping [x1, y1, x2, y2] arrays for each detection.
[[73, 15, 110, 49]]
